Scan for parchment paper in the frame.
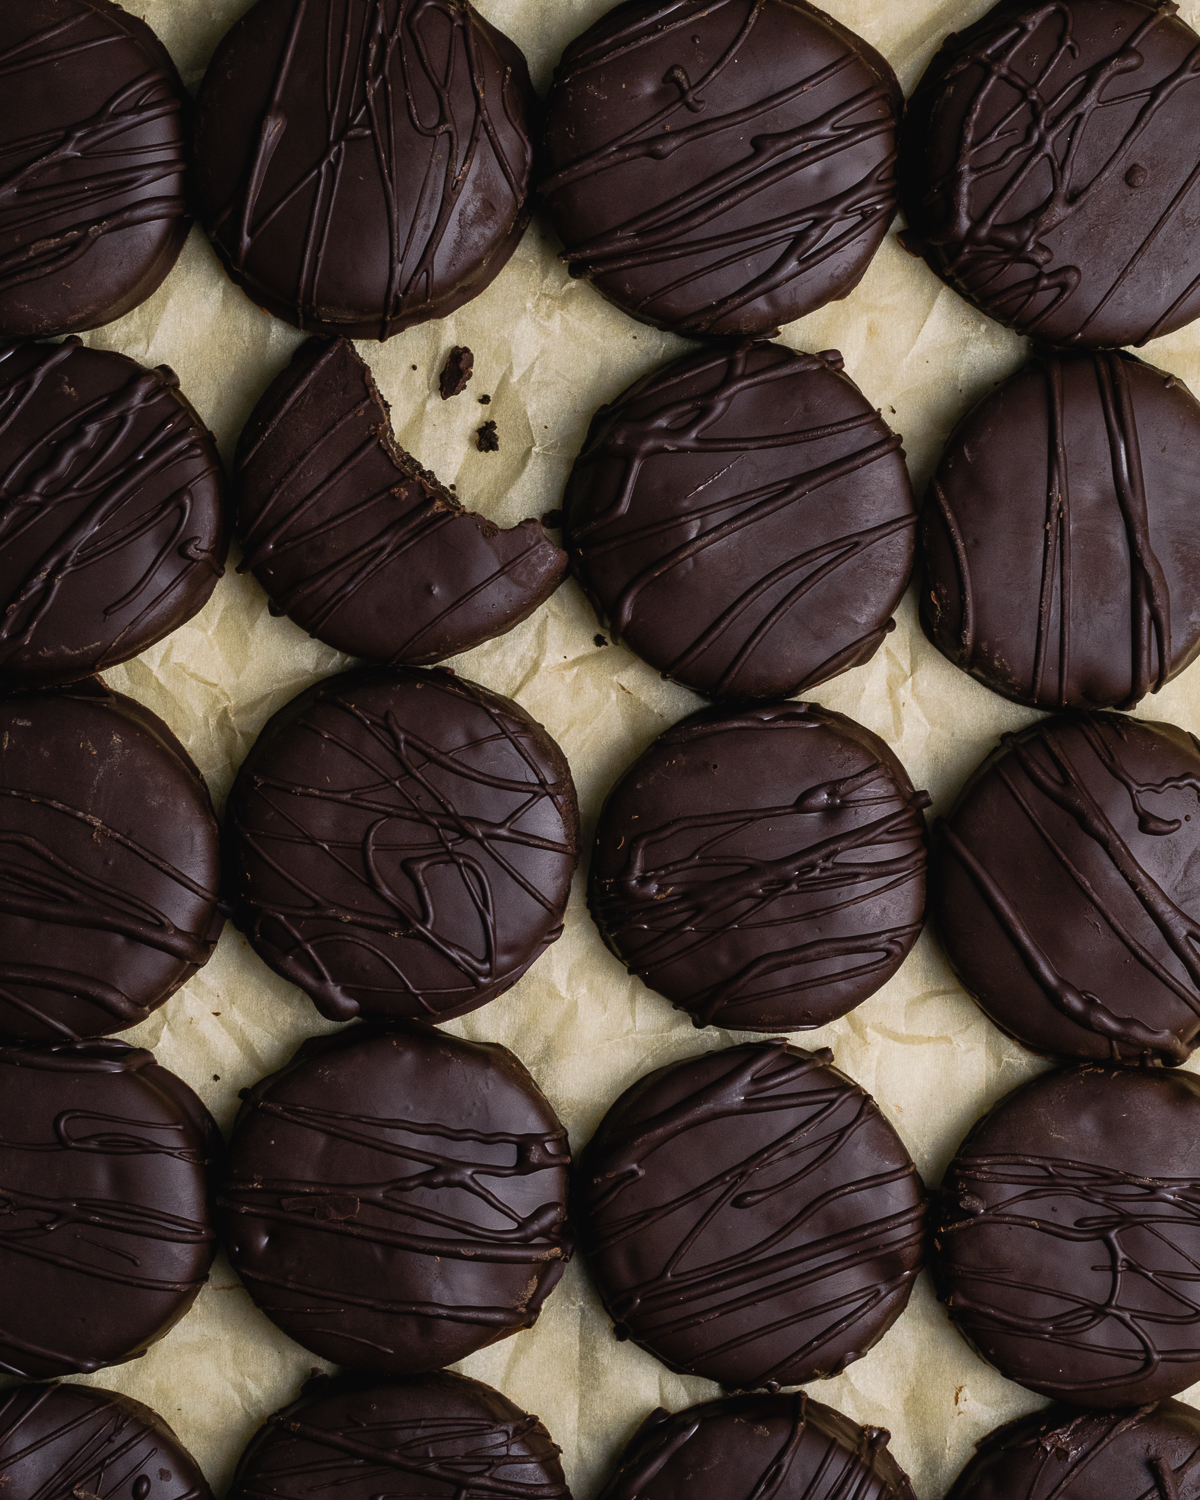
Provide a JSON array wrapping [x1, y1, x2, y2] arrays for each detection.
[[14, 1, 1200, 1495]]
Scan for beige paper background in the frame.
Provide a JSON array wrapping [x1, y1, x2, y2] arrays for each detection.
[[9, 0, 1200, 1495]]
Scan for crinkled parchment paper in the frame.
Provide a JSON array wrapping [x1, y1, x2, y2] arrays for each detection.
[[10, 1, 1200, 1495]]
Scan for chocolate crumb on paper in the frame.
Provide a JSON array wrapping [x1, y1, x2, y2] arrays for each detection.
[[476, 420, 499, 452], [439, 346, 474, 399]]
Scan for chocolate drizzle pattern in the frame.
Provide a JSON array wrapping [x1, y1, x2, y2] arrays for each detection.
[[580, 1041, 927, 1390], [901, 0, 1200, 348], [0, 1382, 211, 1500], [596, 1393, 915, 1500], [589, 703, 929, 1032], [227, 666, 579, 1025], [0, 1041, 219, 1381], [934, 712, 1200, 1065], [564, 343, 915, 701], [936, 1064, 1200, 1407], [229, 1371, 570, 1500], [0, 1, 189, 337], [540, 0, 903, 337], [0, 339, 227, 687], [235, 338, 565, 664], [218, 1026, 572, 1374], [921, 349, 1200, 710], [194, 0, 535, 339]]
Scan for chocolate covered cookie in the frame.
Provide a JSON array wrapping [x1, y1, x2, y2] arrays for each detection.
[[597, 1394, 915, 1500], [901, 0, 1200, 348], [922, 350, 1200, 710], [194, 0, 535, 339], [0, 339, 227, 687], [229, 1371, 570, 1500], [580, 1041, 927, 1390], [218, 1024, 572, 1375], [236, 339, 565, 663], [0, 681, 223, 1043], [934, 713, 1200, 1066], [590, 702, 929, 1032], [0, 1040, 219, 1380], [0, 1, 189, 338], [226, 665, 579, 1025], [564, 344, 915, 700], [540, 0, 902, 337], [936, 1064, 1200, 1407], [0, 1382, 213, 1500]]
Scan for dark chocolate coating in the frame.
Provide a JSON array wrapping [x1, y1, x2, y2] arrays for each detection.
[[580, 1041, 928, 1390], [540, 0, 902, 338], [945, 1401, 1200, 1500], [596, 1393, 915, 1500], [0, 339, 228, 687], [900, 0, 1200, 349], [193, 0, 535, 340], [0, 1382, 212, 1500], [933, 713, 1200, 1066], [218, 1024, 573, 1374], [0, 680, 223, 1043], [229, 1371, 570, 1500], [0, 0, 190, 339], [590, 702, 929, 1032], [936, 1064, 1200, 1407], [922, 351, 1200, 711], [564, 344, 915, 700], [235, 339, 565, 664], [0, 1039, 220, 1380], [226, 665, 579, 1025]]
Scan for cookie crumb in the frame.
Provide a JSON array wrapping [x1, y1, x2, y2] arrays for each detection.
[[594, 634, 608, 647], [479, 393, 491, 405], [476, 420, 499, 453], [439, 345, 474, 399]]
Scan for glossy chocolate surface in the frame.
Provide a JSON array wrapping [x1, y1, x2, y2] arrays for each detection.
[[0, 1382, 212, 1500], [229, 1371, 570, 1500], [564, 344, 915, 700], [0, 0, 189, 339], [0, 681, 223, 1043], [235, 338, 565, 663], [193, 0, 535, 339], [934, 713, 1200, 1066], [596, 1393, 915, 1500], [590, 702, 929, 1032], [0, 339, 227, 687], [0, 1040, 219, 1380], [922, 351, 1200, 710], [219, 1025, 573, 1374], [226, 665, 579, 1025], [580, 1041, 927, 1390], [540, 0, 902, 337], [946, 1401, 1200, 1499], [937, 1064, 1200, 1406], [901, 0, 1200, 348]]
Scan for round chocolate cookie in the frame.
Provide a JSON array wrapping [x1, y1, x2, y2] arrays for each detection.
[[901, 0, 1200, 349], [590, 702, 929, 1032], [235, 338, 565, 663], [922, 351, 1200, 711], [540, 0, 903, 337], [0, 1039, 220, 1380], [564, 344, 916, 700], [229, 1371, 569, 1500], [226, 665, 579, 1025], [0, 339, 227, 687], [0, 1382, 213, 1500], [945, 1401, 1200, 1500], [934, 713, 1200, 1066], [0, 681, 223, 1043], [579, 1041, 927, 1390], [597, 1394, 915, 1500], [0, 1, 189, 339], [193, 0, 535, 339], [936, 1064, 1200, 1407], [218, 1024, 572, 1374]]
